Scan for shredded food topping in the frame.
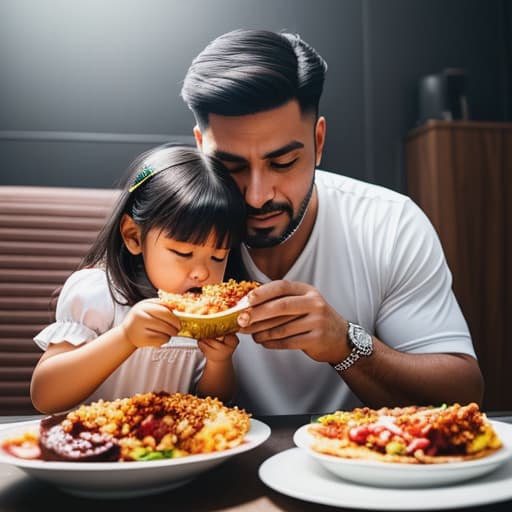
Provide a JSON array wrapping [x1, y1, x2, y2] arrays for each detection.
[[308, 402, 503, 464], [158, 279, 260, 315], [2, 392, 251, 462]]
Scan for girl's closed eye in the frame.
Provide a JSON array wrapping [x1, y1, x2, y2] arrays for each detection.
[[171, 249, 193, 258], [170, 249, 227, 263]]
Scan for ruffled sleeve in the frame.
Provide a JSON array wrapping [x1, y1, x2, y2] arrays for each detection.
[[34, 268, 115, 350]]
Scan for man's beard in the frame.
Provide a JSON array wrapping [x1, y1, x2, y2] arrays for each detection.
[[244, 178, 315, 249]]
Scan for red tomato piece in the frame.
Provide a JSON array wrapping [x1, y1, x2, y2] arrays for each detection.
[[5, 442, 41, 460]]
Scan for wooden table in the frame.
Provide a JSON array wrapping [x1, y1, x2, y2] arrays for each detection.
[[1, 413, 512, 511]]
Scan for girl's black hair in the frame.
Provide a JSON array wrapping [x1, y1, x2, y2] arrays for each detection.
[[181, 28, 328, 130], [80, 143, 246, 305]]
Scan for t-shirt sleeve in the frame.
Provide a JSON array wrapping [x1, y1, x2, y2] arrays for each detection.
[[34, 268, 115, 351], [377, 199, 476, 357]]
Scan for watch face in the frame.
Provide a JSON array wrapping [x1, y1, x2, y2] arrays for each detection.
[[348, 323, 373, 357]]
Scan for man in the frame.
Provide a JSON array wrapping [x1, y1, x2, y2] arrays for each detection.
[[181, 28, 483, 415]]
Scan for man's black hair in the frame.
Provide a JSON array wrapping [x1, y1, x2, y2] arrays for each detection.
[[181, 28, 327, 129]]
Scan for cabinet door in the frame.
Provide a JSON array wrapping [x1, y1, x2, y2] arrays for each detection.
[[406, 122, 507, 410], [502, 127, 512, 409]]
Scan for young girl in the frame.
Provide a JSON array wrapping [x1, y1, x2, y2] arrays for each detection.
[[30, 144, 247, 414]]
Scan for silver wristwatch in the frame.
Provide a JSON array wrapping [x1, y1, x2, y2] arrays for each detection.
[[333, 322, 373, 372]]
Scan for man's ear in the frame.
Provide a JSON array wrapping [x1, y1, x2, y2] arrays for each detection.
[[120, 214, 142, 255], [193, 125, 203, 150], [315, 116, 326, 166]]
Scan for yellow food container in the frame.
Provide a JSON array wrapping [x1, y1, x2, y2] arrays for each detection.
[[173, 297, 250, 339]]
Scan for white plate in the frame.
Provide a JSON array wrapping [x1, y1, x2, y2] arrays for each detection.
[[0, 418, 270, 499], [259, 446, 512, 511], [292, 419, 512, 488]]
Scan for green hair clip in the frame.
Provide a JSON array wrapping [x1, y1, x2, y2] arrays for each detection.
[[129, 163, 156, 193]]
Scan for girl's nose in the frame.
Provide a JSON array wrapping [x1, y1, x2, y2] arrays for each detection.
[[190, 265, 209, 282]]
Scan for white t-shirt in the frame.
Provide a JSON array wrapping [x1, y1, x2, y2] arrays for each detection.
[[34, 268, 205, 404], [232, 170, 475, 415]]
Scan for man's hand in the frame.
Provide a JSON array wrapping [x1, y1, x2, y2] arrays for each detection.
[[237, 280, 348, 364], [120, 299, 181, 349]]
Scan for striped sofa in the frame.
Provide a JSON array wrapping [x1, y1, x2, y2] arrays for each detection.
[[0, 186, 119, 414]]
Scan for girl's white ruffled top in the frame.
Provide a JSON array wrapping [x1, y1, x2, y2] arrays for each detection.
[[34, 268, 205, 403]]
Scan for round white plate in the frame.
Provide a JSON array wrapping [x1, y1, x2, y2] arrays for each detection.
[[259, 446, 512, 511], [0, 418, 270, 499], [292, 420, 512, 488]]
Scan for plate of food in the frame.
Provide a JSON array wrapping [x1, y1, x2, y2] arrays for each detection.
[[292, 402, 511, 488], [259, 443, 512, 510], [158, 279, 260, 339], [0, 391, 270, 499]]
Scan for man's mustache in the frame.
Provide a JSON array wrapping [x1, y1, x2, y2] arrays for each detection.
[[246, 202, 292, 216]]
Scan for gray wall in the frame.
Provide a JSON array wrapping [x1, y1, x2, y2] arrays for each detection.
[[0, 0, 510, 192]]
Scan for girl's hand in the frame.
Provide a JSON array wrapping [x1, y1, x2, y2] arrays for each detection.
[[198, 334, 239, 362], [120, 299, 181, 349]]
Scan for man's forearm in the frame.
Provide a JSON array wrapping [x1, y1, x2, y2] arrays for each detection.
[[336, 339, 484, 409]]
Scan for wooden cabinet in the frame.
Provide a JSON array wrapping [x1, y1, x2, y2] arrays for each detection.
[[406, 120, 512, 411]]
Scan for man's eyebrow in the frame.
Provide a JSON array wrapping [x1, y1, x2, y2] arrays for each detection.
[[213, 140, 305, 163], [264, 140, 304, 159], [212, 150, 247, 163]]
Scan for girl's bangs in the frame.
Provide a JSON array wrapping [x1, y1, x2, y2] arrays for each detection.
[[160, 203, 243, 249]]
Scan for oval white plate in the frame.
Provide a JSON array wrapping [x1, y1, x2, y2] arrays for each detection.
[[0, 418, 270, 499], [293, 420, 512, 488]]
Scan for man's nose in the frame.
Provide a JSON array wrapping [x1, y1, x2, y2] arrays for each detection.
[[244, 170, 274, 209]]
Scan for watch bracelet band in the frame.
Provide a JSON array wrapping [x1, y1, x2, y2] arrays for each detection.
[[333, 350, 361, 372], [332, 321, 373, 372]]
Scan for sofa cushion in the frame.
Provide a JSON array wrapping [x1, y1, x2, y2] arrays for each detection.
[[0, 186, 119, 414]]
